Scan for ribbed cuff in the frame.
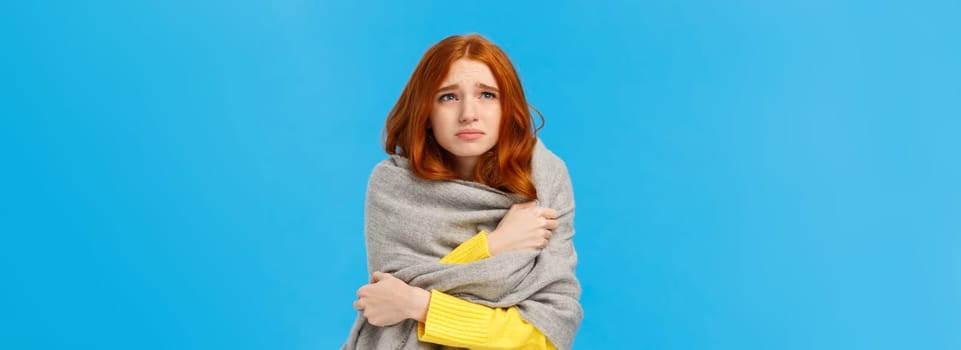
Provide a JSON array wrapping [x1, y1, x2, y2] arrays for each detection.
[[418, 290, 493, 345], [439, 231, 492, 264]]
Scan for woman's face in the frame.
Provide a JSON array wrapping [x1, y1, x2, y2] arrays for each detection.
[[429, 58, 502, 170]]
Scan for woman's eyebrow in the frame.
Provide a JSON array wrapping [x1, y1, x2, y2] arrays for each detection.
[[437, 82, 500, 93], [477, 83, 499, 92], [436, 84, 460, 93]]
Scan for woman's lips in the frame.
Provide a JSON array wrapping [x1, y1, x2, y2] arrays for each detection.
[[456, 130, 484, 140]]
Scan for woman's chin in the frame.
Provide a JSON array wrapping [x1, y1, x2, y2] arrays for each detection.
[[450, 147, 492, 159]]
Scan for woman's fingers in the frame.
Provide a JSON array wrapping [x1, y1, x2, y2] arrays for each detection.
[[540, 207, 558, 219], [545, 218, 559, 230], [531, 229, 551, 250]]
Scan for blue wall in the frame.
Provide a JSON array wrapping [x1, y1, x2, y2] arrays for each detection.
[[2, 1, 959, 349]]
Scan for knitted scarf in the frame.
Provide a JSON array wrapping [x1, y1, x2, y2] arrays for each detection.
[[342, 140, 582, 350]]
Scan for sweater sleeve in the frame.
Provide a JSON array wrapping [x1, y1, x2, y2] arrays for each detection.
[[417, 290, 557, 350], [439, 231, 492, 264], [418, 231, 557, 350]]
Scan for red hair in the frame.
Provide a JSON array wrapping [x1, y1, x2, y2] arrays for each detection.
[[384, 34, 541, 199]]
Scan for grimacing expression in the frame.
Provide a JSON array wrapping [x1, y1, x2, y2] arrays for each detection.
[[429, 58, 502, 168]]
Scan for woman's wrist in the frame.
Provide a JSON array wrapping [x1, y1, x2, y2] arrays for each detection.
[[486, 230, 501, 256], [408, 286, 431, 323]]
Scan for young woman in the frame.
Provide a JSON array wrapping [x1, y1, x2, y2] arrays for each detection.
[[343, 34, 582, 350]]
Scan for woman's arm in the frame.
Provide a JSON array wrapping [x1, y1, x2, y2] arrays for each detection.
[[354, 203, 561, 349], [417, 289, 556, 350], [442, 201, 557, 264], [421, 228, 558, 349], [355, 272, 557, 350]]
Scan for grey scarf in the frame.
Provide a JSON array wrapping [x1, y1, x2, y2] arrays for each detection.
[[343, 140, 582, 350]]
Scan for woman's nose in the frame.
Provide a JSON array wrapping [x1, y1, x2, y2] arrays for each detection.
[[459, 100, 479, 123]]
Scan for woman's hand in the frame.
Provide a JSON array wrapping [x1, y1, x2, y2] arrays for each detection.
[[487, 201, 558, 255], [353, 272, 431, 326]]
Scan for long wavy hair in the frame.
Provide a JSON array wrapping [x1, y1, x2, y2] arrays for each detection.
[[384, 34, 542, 200]]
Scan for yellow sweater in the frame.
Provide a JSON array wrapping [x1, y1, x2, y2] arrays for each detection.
[[416, 231, 558, 350]]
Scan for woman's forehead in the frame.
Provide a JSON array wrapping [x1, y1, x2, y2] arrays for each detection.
[[440, 59, 498, 87]]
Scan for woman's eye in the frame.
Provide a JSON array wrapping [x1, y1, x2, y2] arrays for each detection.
[[439, 93, 457, 102], [481, 92, 497, 99]]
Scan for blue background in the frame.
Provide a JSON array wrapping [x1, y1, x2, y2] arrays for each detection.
[[2, 0, 959, 349]]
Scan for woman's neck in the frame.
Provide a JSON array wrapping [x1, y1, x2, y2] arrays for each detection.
[[454, 157, 477, 181]]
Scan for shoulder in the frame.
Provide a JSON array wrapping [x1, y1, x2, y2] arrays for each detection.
[[532, 138, 575, 214], [532, 138, 574, 198], [533, 138, 570, 179], [367, 155, 413, 187], [370, 154, 410, 174]]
